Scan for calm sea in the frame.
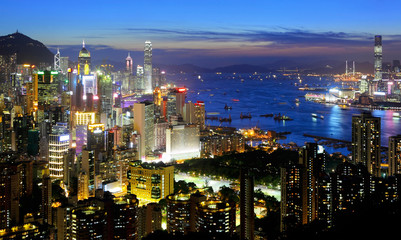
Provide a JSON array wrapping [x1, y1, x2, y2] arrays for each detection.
[[169, 73, 401, 155]]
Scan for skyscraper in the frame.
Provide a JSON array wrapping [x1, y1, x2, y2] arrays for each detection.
[[78, 40, 91, 75], [388, 135, 401, 176], [126, 52, 133, 74], [133, 101, 154, 159], [374, 35, 382, 81], [144, 41, 153, 93], [280, 143, 326, 231], [240, 168, 254, 240], [49, 123, 69, 179], [41, 168, 52, 225], [196, 200, 236, 236], [352, 112, 381, 177]]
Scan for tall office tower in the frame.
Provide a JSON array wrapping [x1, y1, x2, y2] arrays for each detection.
[[374, 35, 383, 81], [175, 88, 186, 116], [60, 56, 69, 74], [87, 123, 105, 151], [0, 164, 20, 228], [196, 200, 236, 236], [71, 206, 106, 239], [54, 48, 61, 70], [144, 41, 153, 93], [240, 169, 254, 240], [63, 149, 75, 190], [152, 67, 161, 88], [133, 101, 154, 159], [78, 40, 91, 75], [41, 168, 52, 225], [81, 149, 96, 197], [136, 65, 144, 90], [129, 164, 174, 203], [49, 123, 69, 179], [352, 112, 381, 177], [138, 203, 162, 239], [78, 171, 89, 201], [126, 52, 133, 74], [388, 135, 401, 176]]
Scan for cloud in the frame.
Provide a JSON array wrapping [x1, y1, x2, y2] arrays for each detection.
[[47, 28, 401, 68]]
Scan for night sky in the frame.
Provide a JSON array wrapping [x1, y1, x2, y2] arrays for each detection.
[[1, 0, 401, 67]]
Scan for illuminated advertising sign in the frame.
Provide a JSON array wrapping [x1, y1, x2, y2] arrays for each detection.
[[59, 135, 70, 142]]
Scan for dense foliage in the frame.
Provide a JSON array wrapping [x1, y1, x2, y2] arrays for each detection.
[[175, 149, 298, 187]]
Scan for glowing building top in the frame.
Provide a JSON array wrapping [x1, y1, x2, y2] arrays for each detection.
[[78, 40, 91, 75]]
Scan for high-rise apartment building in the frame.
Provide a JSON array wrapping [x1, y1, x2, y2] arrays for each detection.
[[196, 200, 236, 236], [138, 203, 162, 239], [352, 112, 381, 177], [280, 143, 326, 231], [240, 168, 254, 240], [388, 135, 401, 176], [71, 206, 106, 239]]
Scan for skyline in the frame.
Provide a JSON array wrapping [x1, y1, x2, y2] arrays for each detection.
[[2, 0, 401, 67]]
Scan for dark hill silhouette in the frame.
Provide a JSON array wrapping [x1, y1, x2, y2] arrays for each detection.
[[0, 32, 53, 66]]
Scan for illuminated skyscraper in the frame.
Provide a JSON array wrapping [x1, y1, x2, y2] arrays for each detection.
[[280, 143, 326, 232], [126, 52, 133, 74], [42, 168, 52, 225], [49, 123, 69, 179], [78, 171, 89, 201], [144, 41, 153, 93], [374, 35, 382, 81], [133, 101, 154, 159], [388, 135, 401, 176], [78, 40, 91, 75], [352, 112, 381, 177], [54, 48, 60, 71], [136, 65, 144, 90], [240, 169, 254, 240]]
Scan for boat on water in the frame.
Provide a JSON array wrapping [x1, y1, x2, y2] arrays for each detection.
[[312, 113, 324, 119], [274, 113, 293, 121], [260, 113, 273, 117], [219, 114, 232, 122], [224, 104, 232, 110], [240, 112, 252, 119], [232, 99, 240, 102]]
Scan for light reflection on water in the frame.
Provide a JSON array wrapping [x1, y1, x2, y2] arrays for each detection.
[[171, 73, 401, 154]]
